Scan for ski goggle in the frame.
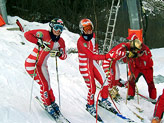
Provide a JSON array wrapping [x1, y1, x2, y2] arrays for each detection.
[[53, 24, 64, 32], [83, 25, 92, 32]]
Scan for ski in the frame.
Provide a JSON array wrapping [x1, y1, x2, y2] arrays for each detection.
[[131, 103, 143, 113], [35, 96, 71, 123], [127, 104, 144, 122], [86, 108, 104, 123], [117, 96, 144, 113], [98, 100, 135, 122], [115, 96, 144, 121]]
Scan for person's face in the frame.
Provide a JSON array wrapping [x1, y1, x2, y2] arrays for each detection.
[[52, 24, 63, 36], [53, 29, 61, 36], [83, 25, 93, 34]]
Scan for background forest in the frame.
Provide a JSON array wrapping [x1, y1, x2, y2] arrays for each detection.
[[6, 0, 164, 50]]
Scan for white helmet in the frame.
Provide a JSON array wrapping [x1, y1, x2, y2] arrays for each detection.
[[79, 18, 94, 33]]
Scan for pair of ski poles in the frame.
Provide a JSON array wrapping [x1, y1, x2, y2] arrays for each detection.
[[29, 46, 61, 111]]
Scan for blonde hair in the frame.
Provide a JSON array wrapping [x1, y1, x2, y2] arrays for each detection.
[[130, 39, 142, 50]]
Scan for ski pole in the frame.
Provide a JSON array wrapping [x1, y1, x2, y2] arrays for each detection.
[[129, 63, 140, 104], [96, 59, 113, 123], [29, 46, 40, 111], [108, 91, 121, 114], [126, 58, 140, 104], [55, 56, 61, 109], [125, 62, 129, 104], [29, 31, 43, 111]]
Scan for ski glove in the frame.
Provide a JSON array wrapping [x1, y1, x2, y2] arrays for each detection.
[[50, 49, 63, 57], [126, 51, 137, 58], [37, 39, 51, 51], [35, 31, 50, 51]]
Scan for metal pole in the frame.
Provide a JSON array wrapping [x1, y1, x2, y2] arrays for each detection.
[[0, 0, 8, 24], [126, 0, 141, 30], [29, 46, 40, 111], [55, 57, 61, 109]]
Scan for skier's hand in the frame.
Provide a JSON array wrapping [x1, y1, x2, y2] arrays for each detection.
[[50, 49, 63, 57], [137, 50, 145, 57], [105, 53, 113, 61], [37, 39, 51, 51], [126, 51, 137, 58], [36, 31, 50, 51]]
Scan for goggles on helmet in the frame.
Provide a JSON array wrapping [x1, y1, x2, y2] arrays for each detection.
[[53, 24, 64, 32], [83, 25, 92, 32]]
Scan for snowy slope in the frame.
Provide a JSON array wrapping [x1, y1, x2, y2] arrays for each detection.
[[0, 16, 164, 123]]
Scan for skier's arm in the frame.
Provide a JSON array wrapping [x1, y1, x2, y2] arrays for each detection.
[[111, 46, 127, 60], [138, 47, 152, 61], [58, 38, 67, 60], [78, 40, 109, 60], [24, 29, 44, 44]]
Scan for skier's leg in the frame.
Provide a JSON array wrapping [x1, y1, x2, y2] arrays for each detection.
[[79, 64, 96, 105], [102, 60, 114, 89], [143, 68, 157, 99], [25, 48, 54, 105], [128, 69, 140, 97], [25, 47, 38, 77], [93, 61, 108, 99], [152, 90, 164, 122]]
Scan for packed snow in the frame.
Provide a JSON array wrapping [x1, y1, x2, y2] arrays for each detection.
[[0, 16, 164, 123]]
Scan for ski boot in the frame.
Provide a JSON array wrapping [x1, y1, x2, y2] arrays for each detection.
[[109, 86, 121, 102], [51, 101, 61, 115], [127, 96, 134, 100], [150, 98, 157, 104], [86, 104, 103, 122], [152, 117, 161, 123], [98, 98, 117, 114], [45, 104, 59, 119]]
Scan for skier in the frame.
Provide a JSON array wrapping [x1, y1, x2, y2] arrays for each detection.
[[102, 34, 142, 100], [123, 33, 157, 102], [24, 18, 67, 118], [152, 89, 164, 123], [77, 18, 117, 120]]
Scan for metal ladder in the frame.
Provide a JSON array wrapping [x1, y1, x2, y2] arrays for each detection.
[[103, 0, 120, 53]]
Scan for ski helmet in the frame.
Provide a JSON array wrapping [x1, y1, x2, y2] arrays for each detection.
[[49, 18, 64, 32], [79, 18, 94, 33]]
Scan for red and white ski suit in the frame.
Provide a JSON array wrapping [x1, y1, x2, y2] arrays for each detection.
[[153, 89, 164, 120], [123, 44, 156, 99], [102, 42, 129, 88], [24, 29, 67, 105], [77, 33, 110, 105]]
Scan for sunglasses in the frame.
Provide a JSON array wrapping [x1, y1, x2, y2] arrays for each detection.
[[83, 25, 92, 32], [53, 24, 64, 32]]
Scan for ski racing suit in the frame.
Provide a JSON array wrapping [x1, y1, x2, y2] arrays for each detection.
[[24, 29, 67, 105], [77, 33, 111, 105], [102, 42, 129, 89], [123, 43, 156, 99]]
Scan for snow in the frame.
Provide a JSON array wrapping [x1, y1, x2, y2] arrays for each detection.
[[0, 16, 164, 123]]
